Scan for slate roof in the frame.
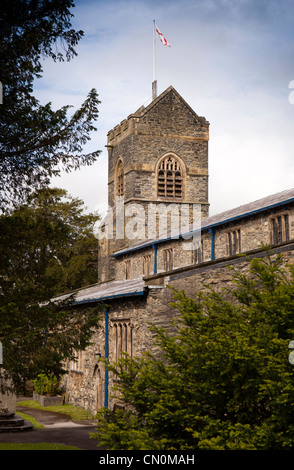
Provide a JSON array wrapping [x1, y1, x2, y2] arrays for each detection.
[[201, 188, 294, 229], [112, 188, 294, 257], [53, 278, 146, 305], [53, 188, 294, 306]]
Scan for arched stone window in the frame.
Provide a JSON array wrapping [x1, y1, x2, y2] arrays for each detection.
[[157, 154, 183, 199], [115, 159, 124, 197]]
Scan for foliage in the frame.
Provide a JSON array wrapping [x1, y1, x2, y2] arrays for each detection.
[[93, 251, 294, 450], [0, 0, 100, 211], [33, 373, 60, 396], [0, 187, 100, 300], [0, 188, 101, 394], [16, 411, 44, 429]]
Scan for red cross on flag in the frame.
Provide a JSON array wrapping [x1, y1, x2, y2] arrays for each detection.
[[155, 25, 171, 47]]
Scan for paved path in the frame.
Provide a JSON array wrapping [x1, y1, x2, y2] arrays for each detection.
[[0, 405, 103, 450]]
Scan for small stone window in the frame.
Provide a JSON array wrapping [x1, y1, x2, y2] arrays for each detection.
[[116, 159, 124, 197], [124, 259, 131, 279], [270, 214, 290, 245], [163, 248, 173, 271], [70, 350, 84, 373], [193, 240, 203, 264], [157, 155, 182, 199], [227, 229, 241, 256], [143, 255, 152, 277]]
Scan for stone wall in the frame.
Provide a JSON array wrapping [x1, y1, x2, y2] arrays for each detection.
[[99, 87, 210, 283], [65, 241, 294, 414], [65, 85, 294, 414], [112, 204, 294, 283], [62, 295, 159, 414]]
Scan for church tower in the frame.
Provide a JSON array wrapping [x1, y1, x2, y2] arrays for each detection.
[[98, 86, 209, 282]]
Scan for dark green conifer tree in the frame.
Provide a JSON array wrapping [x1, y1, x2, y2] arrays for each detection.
[[0, 188, 101, 394], [0, 0, 100, 211], [93, 252, 294, 450]]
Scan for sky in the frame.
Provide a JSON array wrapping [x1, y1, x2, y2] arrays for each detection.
[[34, 0, 294, 218]]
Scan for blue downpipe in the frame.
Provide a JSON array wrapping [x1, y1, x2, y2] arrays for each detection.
[[104, 306, 109, 408], [153, 244, 158, 274], [209, 228, 216, 261]]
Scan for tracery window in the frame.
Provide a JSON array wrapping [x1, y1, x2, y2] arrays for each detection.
[[111, 320, 133, 362], [157, 155, 182, 199]]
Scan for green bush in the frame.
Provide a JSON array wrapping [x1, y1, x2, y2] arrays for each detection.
[[33, 373, 60, 396], [93, 252, 294, 450]]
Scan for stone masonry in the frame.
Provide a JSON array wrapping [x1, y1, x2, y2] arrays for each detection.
[[60, 86, 294, 415]]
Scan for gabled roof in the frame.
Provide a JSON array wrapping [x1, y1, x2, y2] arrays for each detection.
[[130, 85, 209, 124], [107, 85, 209, 145], [112, 188, 294, 257]]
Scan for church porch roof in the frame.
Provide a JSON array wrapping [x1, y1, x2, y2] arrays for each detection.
[[52, 278, 147, 305]]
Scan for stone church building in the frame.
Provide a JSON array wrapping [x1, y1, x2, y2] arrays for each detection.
[[60, 86, 294, 414]]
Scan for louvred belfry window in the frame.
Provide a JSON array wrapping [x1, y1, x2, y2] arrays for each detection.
[[158, 155, 182, 198]]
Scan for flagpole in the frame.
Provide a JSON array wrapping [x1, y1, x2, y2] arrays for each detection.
[[152, 20, 157, 101]]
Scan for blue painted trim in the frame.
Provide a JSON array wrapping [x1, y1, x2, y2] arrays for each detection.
[[111, 197, 294, 257], [104, 307, 109, 408]]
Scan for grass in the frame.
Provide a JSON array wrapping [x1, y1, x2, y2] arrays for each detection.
[[0, 401, 97, 450], [16, 400, 95, 421], [0, 443, 81, 450], [17, 411, 44, 429]]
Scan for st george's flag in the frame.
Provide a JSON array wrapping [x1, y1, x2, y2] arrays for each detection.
[[155, 24, 171, 47]]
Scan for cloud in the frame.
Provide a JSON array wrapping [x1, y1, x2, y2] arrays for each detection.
[[34, 0, 294, 216]]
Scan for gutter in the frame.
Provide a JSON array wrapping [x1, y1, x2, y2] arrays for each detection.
[[72, 290, 146, 305]]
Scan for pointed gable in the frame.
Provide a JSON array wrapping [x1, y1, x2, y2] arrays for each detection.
[[107, 86, 209, 146], [134, 86, 209, 140], [143, 86, 206, 122]]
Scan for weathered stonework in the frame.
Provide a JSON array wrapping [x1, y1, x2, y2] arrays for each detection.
[[33, 392, 63, 407], [60, 86, 294, 415], [99, 87, 210, 284]]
